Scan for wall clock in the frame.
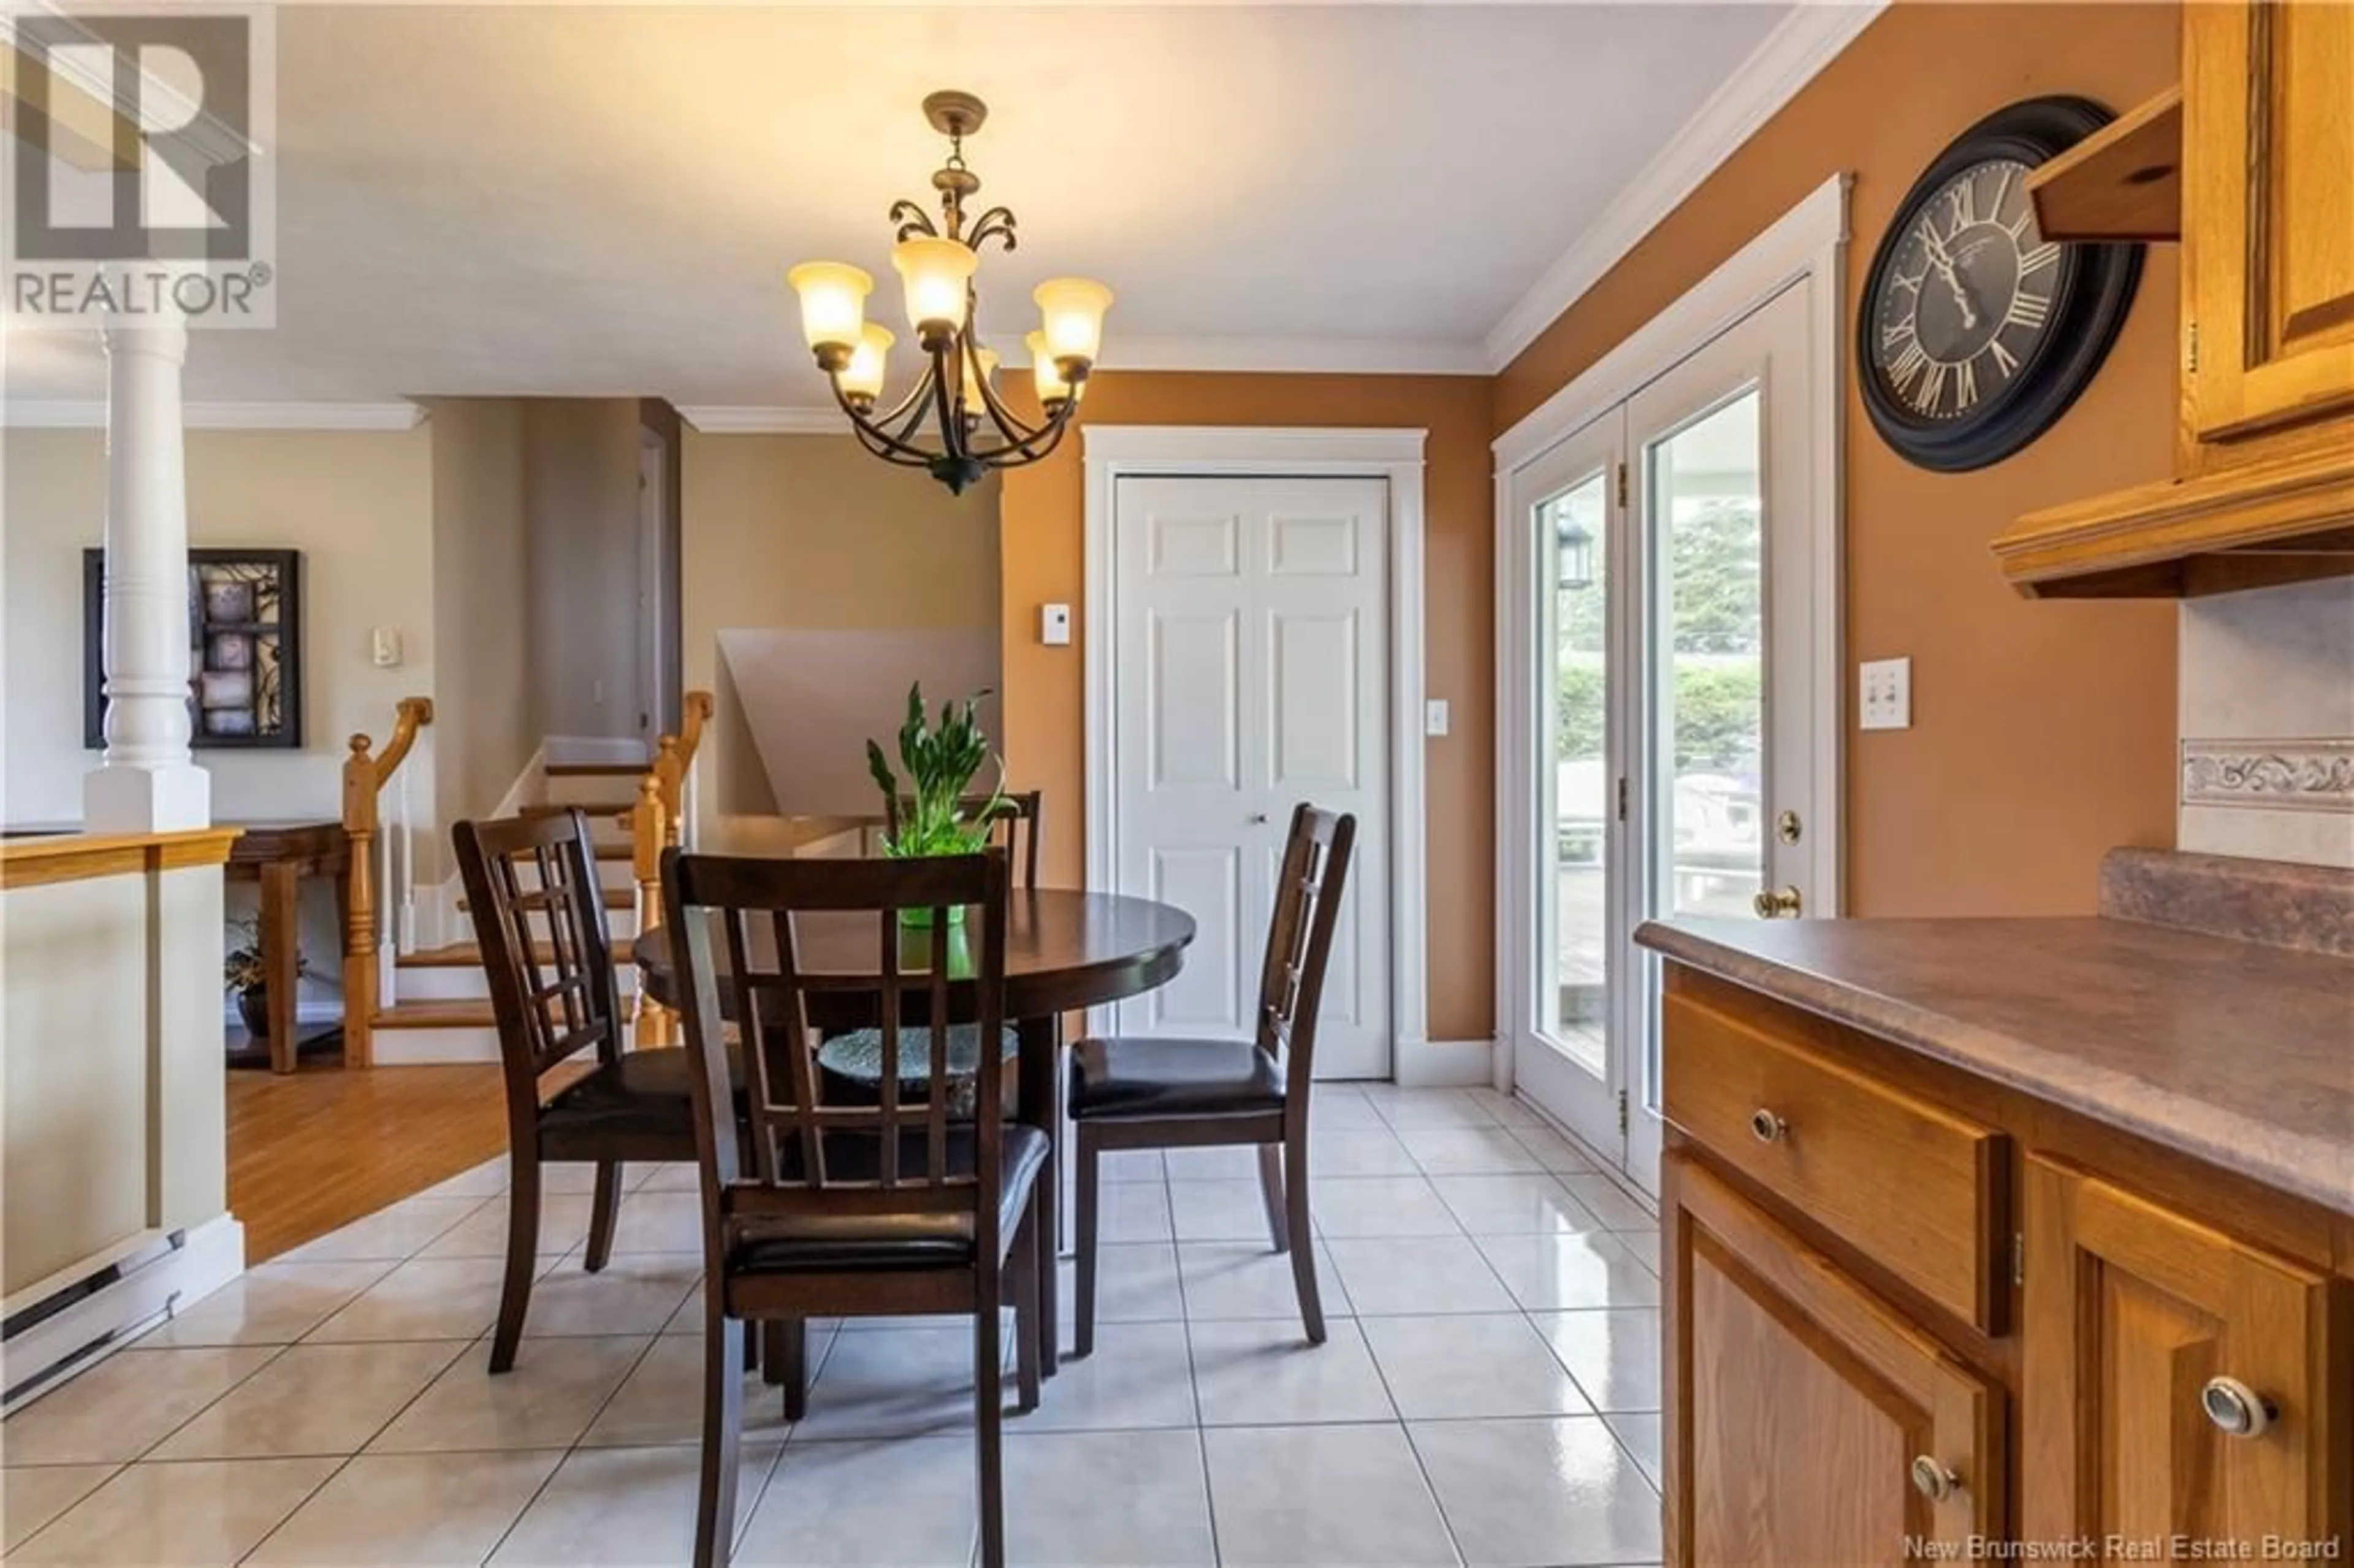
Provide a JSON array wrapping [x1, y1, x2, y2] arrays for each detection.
[[1858, 96, 2144, 473]]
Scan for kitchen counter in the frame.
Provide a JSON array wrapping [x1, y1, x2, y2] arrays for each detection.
[[1635, 913, 2354, 1219]]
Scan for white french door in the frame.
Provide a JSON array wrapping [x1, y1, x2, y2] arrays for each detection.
[[1108, 474, 1392, 1079], [1502, 280, 1837, 1190]]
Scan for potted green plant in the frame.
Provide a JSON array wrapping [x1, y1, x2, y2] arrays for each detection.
[[866, 683, 1007, 926], [224, 918, 308, 1038]]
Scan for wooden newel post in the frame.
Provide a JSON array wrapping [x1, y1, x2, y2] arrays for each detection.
[[342, 733, 380, 1068], [630, 776, 672, 1048]]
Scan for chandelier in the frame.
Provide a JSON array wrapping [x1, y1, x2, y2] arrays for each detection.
[[788, 91, 1113, 494]]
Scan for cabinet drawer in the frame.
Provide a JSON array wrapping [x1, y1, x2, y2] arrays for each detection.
[[1663, 995, 2008, 1331]]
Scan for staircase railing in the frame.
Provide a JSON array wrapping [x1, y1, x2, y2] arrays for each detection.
[[341, 696, 433, 1067], [628, 690, 714, 1046]]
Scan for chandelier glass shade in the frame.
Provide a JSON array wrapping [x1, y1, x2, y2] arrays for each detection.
[[788, 91, 1112, 493]]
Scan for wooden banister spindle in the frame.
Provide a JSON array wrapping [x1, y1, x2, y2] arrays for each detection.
[[340, 696, 433, 1068], [630, 775, 672, 1048]]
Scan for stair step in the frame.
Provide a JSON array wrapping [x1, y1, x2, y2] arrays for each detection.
[[458, 885, 634, 913], [543, 761, 646, 778], [373, 1000, 496, 1029], [397, 942, 633, 970]]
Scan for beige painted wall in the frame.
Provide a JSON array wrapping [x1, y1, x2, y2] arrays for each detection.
[[523, 399, 646, 745], [2, 427, 438, 827], [682, 430, 1000, 822], [424, 398, 531, 866]]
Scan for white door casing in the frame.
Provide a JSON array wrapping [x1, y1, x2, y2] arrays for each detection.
[[1492, 174, 1848, 1187], [1083, 426, 1443, 1086], [1111, 474, 1391, 1076]]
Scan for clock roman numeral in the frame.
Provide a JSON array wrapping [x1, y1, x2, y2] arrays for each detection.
[[1956, 357, 1979, 409], [1916, 360, 1951, 415], [2019, 241, 2062, 276], [1944, 180, 1978, 233], [2008, 289, 2051, 330], [1882, 319, 1917, 351], [1990, 166, 2017, 220], [1987, 338, 2021, 379], [1887, 338, 1930, 397]]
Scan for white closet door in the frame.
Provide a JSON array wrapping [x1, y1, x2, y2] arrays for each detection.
[[1111, 474, 1390, 1078]]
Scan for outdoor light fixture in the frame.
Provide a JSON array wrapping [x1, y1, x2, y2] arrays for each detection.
[[788, 91, 1112, 494], [1555, 508, 1596, 591]]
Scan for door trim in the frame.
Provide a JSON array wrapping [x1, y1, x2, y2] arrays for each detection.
[[1081, 426, 1443, 1083], [1491, 174, 1850, 1103]]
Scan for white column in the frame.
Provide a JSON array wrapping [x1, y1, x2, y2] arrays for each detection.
[[84, 314, 211, 832]]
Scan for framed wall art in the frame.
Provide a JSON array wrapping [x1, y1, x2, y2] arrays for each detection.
[[83, 548, 303, 749]]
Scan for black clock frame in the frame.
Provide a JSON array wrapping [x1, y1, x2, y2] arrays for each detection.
[[1857, 96, 2144, 474]]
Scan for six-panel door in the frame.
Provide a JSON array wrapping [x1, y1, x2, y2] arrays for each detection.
[[1109, 474, 1391, 1078]]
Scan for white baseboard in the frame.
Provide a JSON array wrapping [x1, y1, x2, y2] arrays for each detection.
[[2, 1215, 244, 1412], [1393, 1037, 1496, 1089], [543, 735, 650, 767]]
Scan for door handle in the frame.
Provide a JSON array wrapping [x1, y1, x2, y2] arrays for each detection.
[[1752, 886, 1803, 919]]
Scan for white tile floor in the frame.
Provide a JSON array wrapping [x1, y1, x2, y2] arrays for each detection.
[[1, 1085, 1664, 1567]]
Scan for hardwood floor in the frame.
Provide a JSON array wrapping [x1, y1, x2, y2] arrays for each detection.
[[228, 1063, 509, 1262]]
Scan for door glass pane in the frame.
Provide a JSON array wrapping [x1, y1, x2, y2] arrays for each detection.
[[1648, 390, 1765, 923], [1537, 471, 1608, 1074]]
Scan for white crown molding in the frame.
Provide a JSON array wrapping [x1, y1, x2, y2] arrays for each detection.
[[676, 406, 845, 435], [1479, 0, 1886, 373], [1, 400, 424, 431]]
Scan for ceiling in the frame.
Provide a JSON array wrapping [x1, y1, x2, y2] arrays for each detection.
[[4, 2, 1799, 410]]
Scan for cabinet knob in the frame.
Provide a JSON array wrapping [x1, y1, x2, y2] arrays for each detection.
[[2201, 1376, 2276, 1439], [1748, 1108, 1788, 1144], [1752, 885, 1803, 919], [1908, 1456, 1961, 1503]]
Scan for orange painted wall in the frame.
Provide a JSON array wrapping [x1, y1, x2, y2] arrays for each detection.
[[1495, 0, 2181, 916], [997, 373, 1496, 1041]]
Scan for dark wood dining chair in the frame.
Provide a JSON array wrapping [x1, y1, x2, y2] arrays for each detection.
[[454, 810, 741, 1375], [1068, 803, 1356, 1354], [662, 845, 1045, 1568], [886, 790, 1043, 886]]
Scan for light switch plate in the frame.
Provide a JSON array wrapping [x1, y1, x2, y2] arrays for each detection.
[[1860, 657, 1911, 731], [1040, 603, 1072, 646], [370, 627, 403, 668], [1425, 698, 1450, 737]]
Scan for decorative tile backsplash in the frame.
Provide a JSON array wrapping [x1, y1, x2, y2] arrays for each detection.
[[2178, 578, 2354, 870], [2180, 739, 2354, 812]]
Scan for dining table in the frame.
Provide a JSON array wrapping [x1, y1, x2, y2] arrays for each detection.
[[632, 886, 1197, 1376]]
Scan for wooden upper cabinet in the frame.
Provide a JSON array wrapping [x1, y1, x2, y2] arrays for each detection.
[[1668, 1157, 2004, 1566], [2021, 1157, 2348, 1555], [2184, 0, 2354, 447]]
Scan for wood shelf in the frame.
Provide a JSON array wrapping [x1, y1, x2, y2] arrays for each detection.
[[2027, 86, 2182, 243], [1992, 441, 2354, 598]]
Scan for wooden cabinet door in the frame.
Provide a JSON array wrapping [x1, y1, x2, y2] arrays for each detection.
[[2022, 1157, 2347, 1556], [1666, 1155, 2004, 1566], [2184, 0, 2354, 444]]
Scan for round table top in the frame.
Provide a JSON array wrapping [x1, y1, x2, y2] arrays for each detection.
[[632, 887, 1197, 1021]]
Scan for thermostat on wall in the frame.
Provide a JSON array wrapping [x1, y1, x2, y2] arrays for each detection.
[[1040, 604, 1072, 647]]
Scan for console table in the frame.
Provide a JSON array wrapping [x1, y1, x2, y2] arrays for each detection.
[[224, 820, 351, 1073]]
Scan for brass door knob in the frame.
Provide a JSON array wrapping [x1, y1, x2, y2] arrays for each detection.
[[1753, 885, 1803, 919], [1908, 1456, 1961, 1502], [2201, 1377, 2276, 1438], [1749, 1108, 1788, 1144]]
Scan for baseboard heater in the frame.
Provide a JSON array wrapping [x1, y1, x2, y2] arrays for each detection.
[[1, 1217, 243, 1413]]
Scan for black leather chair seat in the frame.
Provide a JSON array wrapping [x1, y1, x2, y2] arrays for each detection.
[[1068, 1037, 1286, 1120], [731, 1124, 1048, 1273], [540, 1043, 744, 1147]]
